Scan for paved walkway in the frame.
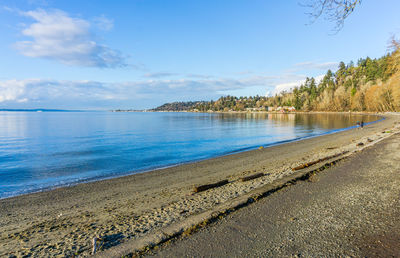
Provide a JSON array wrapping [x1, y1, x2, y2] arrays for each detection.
[[149, 134, 400, 257]]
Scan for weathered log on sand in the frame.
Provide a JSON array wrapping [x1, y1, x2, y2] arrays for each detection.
[[193, 180, 229, 193], [292, 160, 320, 171], [292, 151, 349, 171], [240, 173, 264, 182]]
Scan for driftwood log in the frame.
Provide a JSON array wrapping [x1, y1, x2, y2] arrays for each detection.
[[292, 160, 319, 171], [240, 173, 264, 182], [292, 151, 349, 171], [193, 180, 229, 193]]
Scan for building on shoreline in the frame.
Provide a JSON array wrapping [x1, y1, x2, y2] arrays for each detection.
[[269, 106, 296, 112]]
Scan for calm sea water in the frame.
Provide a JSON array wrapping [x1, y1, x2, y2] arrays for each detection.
[[0, 111, 379, 199]]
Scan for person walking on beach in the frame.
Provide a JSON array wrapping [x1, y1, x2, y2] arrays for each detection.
[[360, 121, 364, 129]]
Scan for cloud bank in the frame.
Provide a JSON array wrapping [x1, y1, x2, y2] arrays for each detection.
[[0, 75, 296, 109], [0, 72, 329, 109], [15, 9, 126, 68]]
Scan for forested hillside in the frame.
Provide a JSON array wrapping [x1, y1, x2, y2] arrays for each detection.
[[151, 101, 205, 111], [153, 42, 400, 112]]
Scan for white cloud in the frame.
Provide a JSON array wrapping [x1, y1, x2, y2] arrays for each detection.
[[272, 74, 325, 95], [185, 74, 214, 79], [93, 15, 114, 31], [144, 72, 178, 78], [269, 61, 337, 95], [3, 6, 15, 12], [143, 72, 216, 79], [292, 61, 339, 71], [0, 79, 27, 102], [15, 9, 126, 68], [272, 81, 303, 95]]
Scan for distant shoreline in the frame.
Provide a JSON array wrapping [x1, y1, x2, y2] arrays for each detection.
[[113, 109, 386, 116], [0, 108, 84, 112]]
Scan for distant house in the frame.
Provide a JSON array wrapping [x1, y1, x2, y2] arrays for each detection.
[[246, 107, 264, 112], [275, 106, 296, 112], [267, 106, 276, 112]]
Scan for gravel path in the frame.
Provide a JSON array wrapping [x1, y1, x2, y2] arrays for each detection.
[[150, 133, 400, 257]]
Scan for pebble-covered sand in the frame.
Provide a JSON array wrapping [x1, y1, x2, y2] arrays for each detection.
[[1, 113, 399, 257]]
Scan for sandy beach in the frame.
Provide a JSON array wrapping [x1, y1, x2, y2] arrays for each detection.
[[1, 113, 400, 257]]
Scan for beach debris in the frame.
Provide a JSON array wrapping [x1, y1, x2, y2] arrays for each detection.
[[240, 173, 264, 182], [258, 146, 264, 150], [326, 147, 337, 150], [92, 237, 98, 255], [292, 151, 349, 171], [367, 138, 373, 142], [356, 142, 364, 146], [91, 236, 103, 255], [292, 160, 320, 171], [193, 180, 229, 193]]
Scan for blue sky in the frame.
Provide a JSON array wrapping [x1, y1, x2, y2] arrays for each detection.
[[0, 0, 400, 109]]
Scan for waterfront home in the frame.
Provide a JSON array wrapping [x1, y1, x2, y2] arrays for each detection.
[[275, 106, 296, 112]]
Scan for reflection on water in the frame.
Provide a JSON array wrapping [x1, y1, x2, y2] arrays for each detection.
[[0, 112, 29, 139], [0, 111, 379, 199], [214, 112, 377, 129]]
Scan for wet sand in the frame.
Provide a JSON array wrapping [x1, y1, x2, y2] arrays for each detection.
[[1, 113, 399, 257]]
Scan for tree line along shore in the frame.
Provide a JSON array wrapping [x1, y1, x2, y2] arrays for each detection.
[[146, 42, 400, 113]]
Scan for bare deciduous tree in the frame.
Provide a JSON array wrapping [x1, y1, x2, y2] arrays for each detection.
[[303, 0, 362, 31], [388, 37, 400, 74]]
